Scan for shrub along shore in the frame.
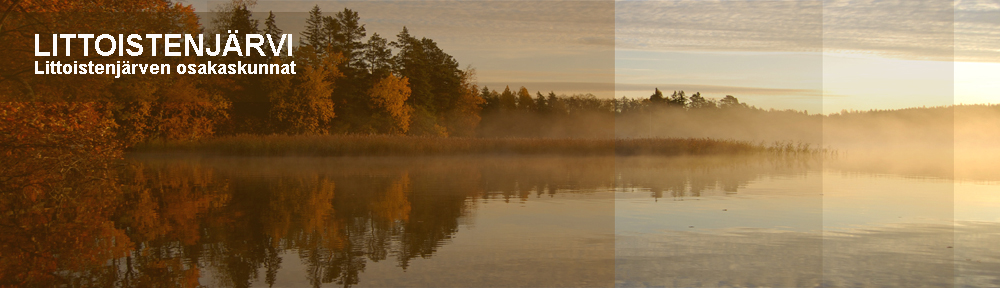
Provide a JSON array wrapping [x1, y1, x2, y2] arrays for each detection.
[[131, 134, 824, 157]]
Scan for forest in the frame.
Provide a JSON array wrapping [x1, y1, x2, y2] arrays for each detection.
[[3, 0, 999, 156], [0, 0, 805, 144], [1, 0, 489, 142], [3, 1, 1000, 286]]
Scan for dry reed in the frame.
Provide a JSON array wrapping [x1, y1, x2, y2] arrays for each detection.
[[133, 134, 825, 157]]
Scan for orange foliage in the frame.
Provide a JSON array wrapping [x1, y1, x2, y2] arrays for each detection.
[[0, 0, 202, 101], [153, 102, 231, 142], [1, 0, 228, 146], [0, 102, 121, 194], [0, 102, 130, 287], [269, 48, 343, 134], [371, 173, 412, 223], [368, 74, 414, 134]]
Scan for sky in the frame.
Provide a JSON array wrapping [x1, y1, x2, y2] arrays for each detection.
[[186, 0, 999, 113]]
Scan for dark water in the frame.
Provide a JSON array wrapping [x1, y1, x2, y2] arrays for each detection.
[[4, 154, 999, 287]]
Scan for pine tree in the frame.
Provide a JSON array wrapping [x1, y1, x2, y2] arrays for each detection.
[[263, 11, 284, 57], [264, 12, 282, 42], [535, 92, 548, 113], [500, 86, 517, 111], [669, 90, 687, 108], [363, 33, 393, 78], [301, 6, 325, 51], [334, 8, 367, 70], [650, 88, 665, 103]]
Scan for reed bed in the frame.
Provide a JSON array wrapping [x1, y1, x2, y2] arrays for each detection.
[[133, 134, 825, 157]]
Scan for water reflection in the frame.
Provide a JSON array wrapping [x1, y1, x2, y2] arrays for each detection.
[[614, 153, 1000, 287], [2, 155, 618, 287], [615, 155, 818, 200], [121, 156, 614, 288], [2, 154, 997, 287]]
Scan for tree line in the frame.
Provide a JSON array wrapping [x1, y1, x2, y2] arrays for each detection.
[[0, 0, 482, 145], [479, 86, 752, 116], [474, 85, 764, 138], [1, 0, 787, 144], [209, 2, 484, 138]]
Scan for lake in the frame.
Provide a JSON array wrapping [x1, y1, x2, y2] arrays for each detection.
[[10, 154, 999, 287]]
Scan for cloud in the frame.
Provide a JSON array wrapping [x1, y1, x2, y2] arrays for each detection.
[[615, 0, 1000, 63], [237, 0, 615, 51], [955, 0, 1000, 62], [615, 1, 823, 52], [823, 0, 955, 61]]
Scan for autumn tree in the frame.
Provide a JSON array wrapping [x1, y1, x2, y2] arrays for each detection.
[[371, 173, 412, 223], [517, 87, 536, 112], [0, 103, 130, 287], [269, 46, 343, 134], [368, 74, 414, 134], [0, 0, 200, 102], [151, 77, 231, 141], [0, 0, 229, 144]]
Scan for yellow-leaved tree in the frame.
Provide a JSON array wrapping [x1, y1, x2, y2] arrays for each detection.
[[368, 74, 413, 134], [269, 46, 343, 134]]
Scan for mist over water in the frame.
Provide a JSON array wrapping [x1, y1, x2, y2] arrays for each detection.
[[7, 152, 992, 287], [612, 104, 1000, 182]]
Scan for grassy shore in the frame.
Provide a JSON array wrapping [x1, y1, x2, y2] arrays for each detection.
[[132, 134, 823, 157]]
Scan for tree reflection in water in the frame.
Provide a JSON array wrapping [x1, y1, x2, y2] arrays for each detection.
[[616, 155, 817, 200], [1, 155, 811, 287]]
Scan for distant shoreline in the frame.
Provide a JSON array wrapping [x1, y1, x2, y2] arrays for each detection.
[[131, 135, 823, 157]]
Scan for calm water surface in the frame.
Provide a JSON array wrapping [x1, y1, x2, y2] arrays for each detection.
[[22, 154, 1000, 287]]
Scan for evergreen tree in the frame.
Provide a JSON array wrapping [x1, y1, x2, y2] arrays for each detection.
[[334, 8, 367, 70], [301, 6, 325, 51], [535, 92, 548, 113], [211, 1, 267, 133], [363, 33, 393, 78], [321, 16, 341, 53], [669, 90, 687, 108], [480, 86, 500, 113], [547, 92, 565, 115], [264, 12, 282, 40], [263, 12, 284, 57], [499, 86, 517, 111], [650, 88, 665, 104], [392, 27, 431, 109], [419, 38, 463, 113], [689, 92, 716, 109], [720, 95, 746, 109]]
